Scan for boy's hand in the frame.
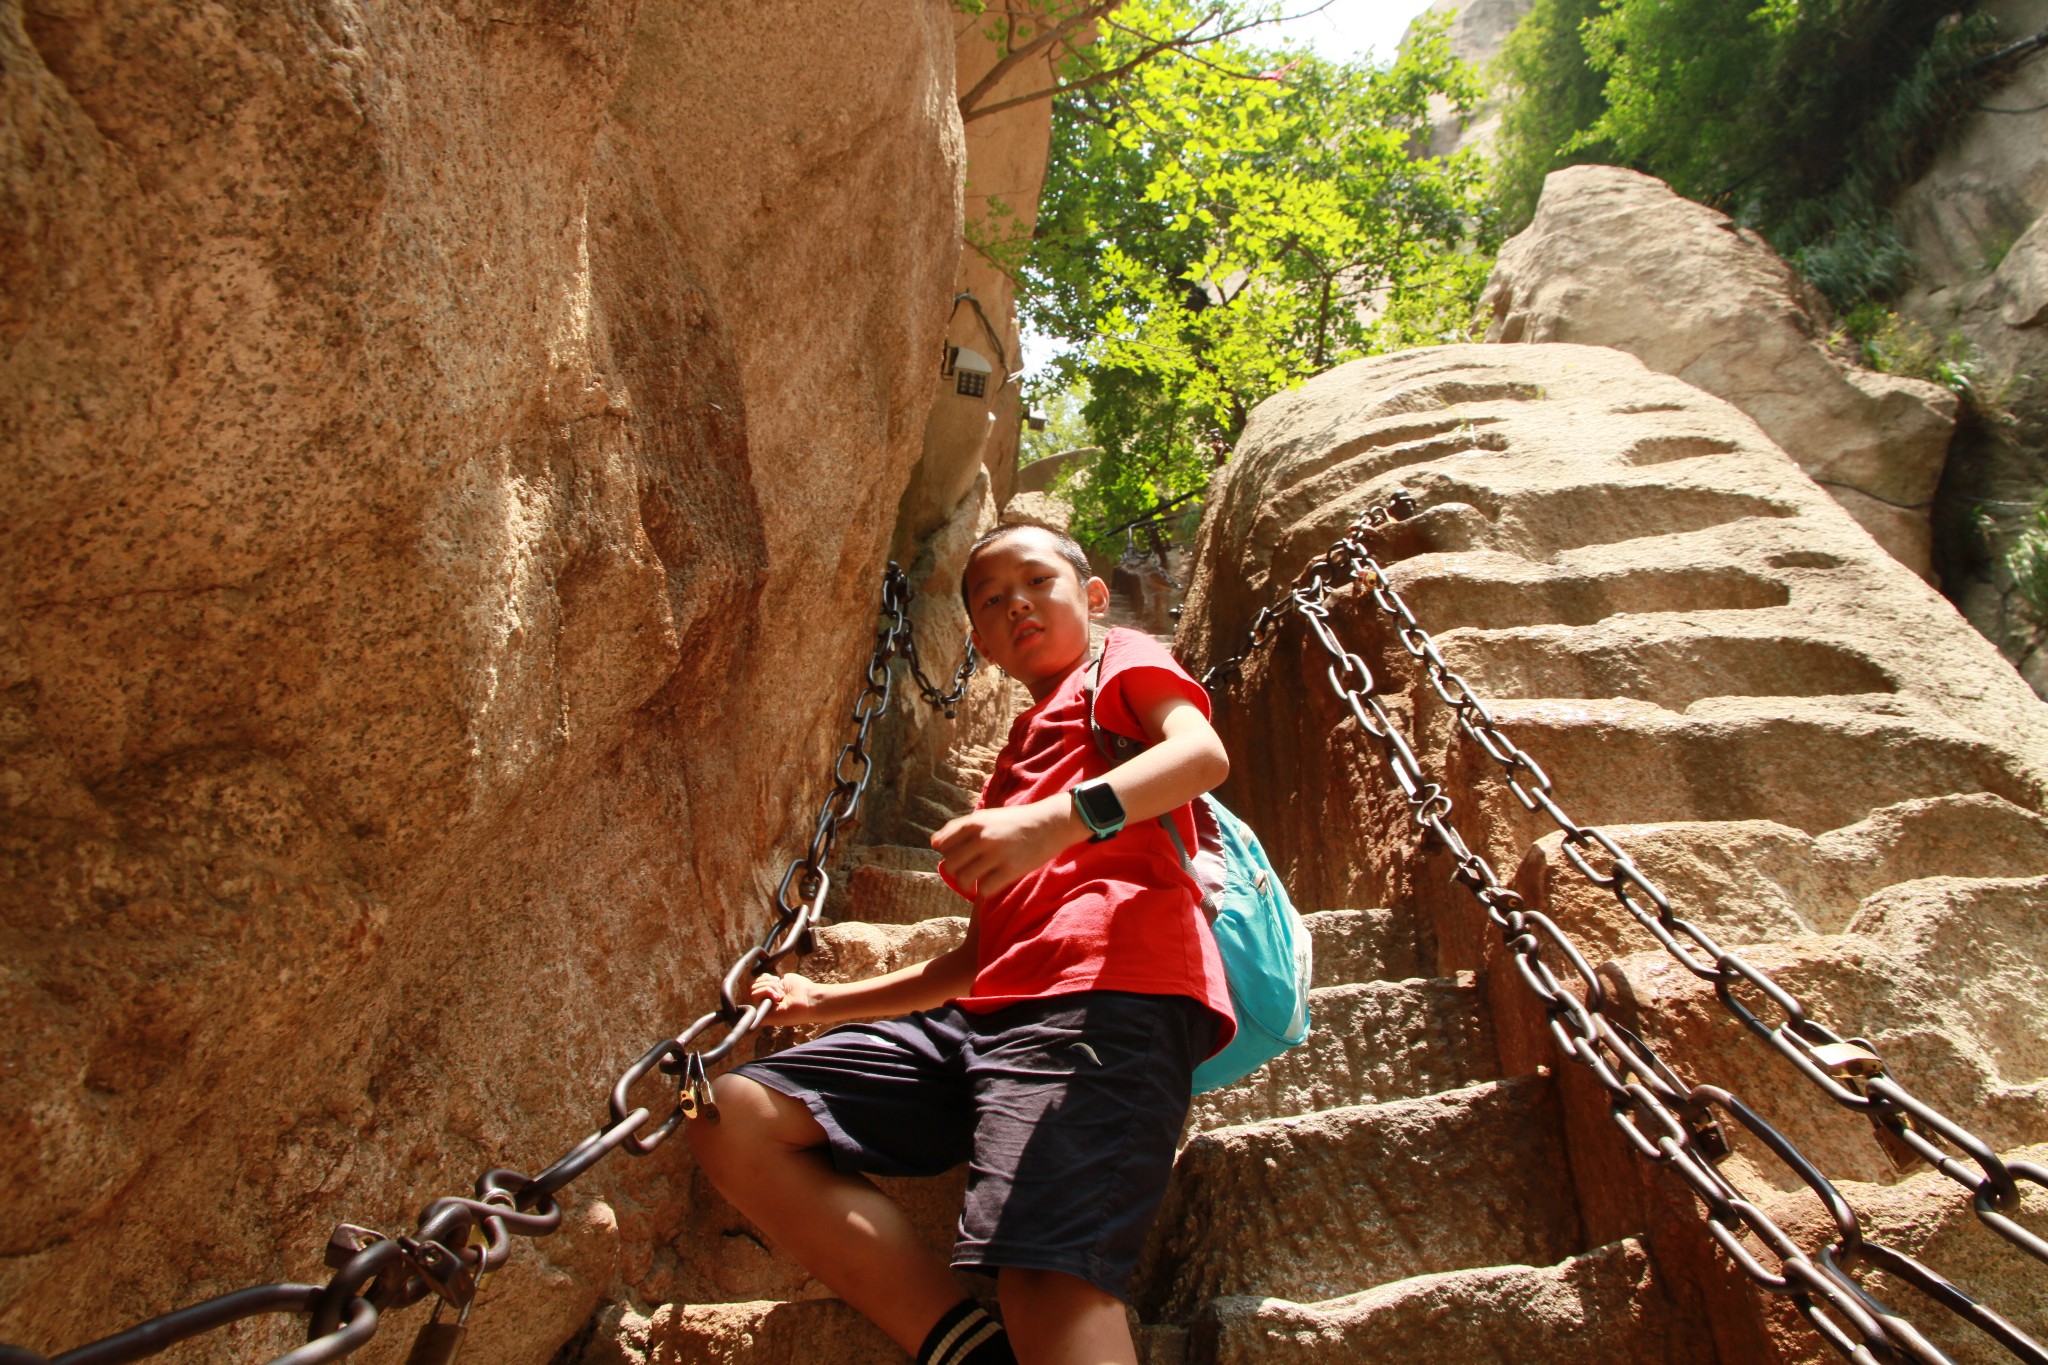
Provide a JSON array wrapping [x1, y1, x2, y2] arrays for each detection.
[[932, 796, 1084, 899], [751, 971, 826, 1024]]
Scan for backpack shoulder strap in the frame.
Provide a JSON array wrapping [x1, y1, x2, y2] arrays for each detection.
[[1082, 639, 1207, 897], [1082, 642, 1145, 766]]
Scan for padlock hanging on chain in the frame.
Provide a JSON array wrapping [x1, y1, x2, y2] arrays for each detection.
[[679, 1051, 720, 1124], [405, 1297, 471, 1365]]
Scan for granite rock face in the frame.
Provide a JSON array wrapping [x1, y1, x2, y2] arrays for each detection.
[[0, 0, 965, 1359], [1481, 166, 1957, 580], [1403, 0, 1535, 157], [1892, 0, 2048, 694], [1180, 343, 2048, 1363]]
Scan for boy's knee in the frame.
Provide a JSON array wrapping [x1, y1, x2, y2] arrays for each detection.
[[687, 1072, 824, 1172]]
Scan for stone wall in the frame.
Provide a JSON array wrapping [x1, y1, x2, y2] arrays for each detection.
[[1180, 343, 2048, 1363], [0, 1, 969, 1359]]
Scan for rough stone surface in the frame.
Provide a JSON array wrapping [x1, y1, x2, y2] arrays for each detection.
[[1892, 0, 2048, 694], [1190, 1239, 1707, 1365], [1480, 166, 1957, 578], [1134, 1075, 1583, 1322], [1404, 0, 1535, 158], [1305, 907, 1426, 985], [1186, 977, 1498, 1133], [0, 0, 972, 1358], [1178, 341, 2048, 1362]]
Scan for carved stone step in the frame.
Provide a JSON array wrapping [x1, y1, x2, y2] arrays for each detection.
[[922, 775, 982, 816], [1447, 694, 2037, 837], [1187, 977, 1497, 1134], [1133, 1074, 1581, 1322], [837, 864, 963, 926], [806, 917, 967, 983], [851, 843, 942, 874], [1304, 908, 1426, 985], [593, 1298, 1195, 1365], [1184, 1238, 1707, 1364], [910, 793, 962, 833], [598, 1299, 899, 1365]]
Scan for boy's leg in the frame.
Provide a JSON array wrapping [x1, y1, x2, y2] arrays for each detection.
[[997, 1268, 1136, 1365], [688, 1072, 965, 1354]]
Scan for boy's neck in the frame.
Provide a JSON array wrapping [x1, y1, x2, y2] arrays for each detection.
[[1024, 646, 1091, 704]]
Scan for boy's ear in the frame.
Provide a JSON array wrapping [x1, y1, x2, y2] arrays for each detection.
[[1085, 576, 1110, 617]]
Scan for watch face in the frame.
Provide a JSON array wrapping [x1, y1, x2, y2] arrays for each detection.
[[1075, 779, 1125, 832]]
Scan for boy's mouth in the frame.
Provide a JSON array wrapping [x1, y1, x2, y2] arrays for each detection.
[[1012, 621, 1044, 648]]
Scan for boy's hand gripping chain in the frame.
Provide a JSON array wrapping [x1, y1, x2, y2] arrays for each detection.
[[0, 564, 975, 1365], [1208, 492, 2046, 1365]]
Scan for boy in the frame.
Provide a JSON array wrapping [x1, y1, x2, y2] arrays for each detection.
[[689, 523, 1234, 1365]]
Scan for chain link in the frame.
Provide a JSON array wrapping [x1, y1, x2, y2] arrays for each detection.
[[1, 564, 975, 1365], [1209, 492, 2046, 1365]]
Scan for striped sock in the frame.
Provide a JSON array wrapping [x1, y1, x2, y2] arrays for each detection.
[[916, 1299, 1015, 1365]]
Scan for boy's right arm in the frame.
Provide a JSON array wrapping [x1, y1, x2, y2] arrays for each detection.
[[750, 915, 979, 1028]]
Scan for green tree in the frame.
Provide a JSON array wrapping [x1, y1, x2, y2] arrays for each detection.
[[1018, 376, 1096, 466], [1491, 0, 2004, 308], [1018, 2, 1497, 549], [1492, 0, 1612, 227]]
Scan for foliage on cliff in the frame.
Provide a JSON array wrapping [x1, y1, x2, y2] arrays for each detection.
[[1014, 2, 1497, 550], [1493, 0, 2003, 309]]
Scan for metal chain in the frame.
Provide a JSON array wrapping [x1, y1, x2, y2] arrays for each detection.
[[0, 563, 975, 1365], [1208, 494, 2047, 1365], [902, 617, 979, 719]]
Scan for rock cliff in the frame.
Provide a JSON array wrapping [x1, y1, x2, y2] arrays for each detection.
[[1179, 343, 2048, 1363], [0, 0, 983, 1359], [1893, 0, 2048, 691], [1404, 0, 1533, 157]]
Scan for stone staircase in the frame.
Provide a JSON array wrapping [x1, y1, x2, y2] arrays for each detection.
[[591, 653, 1702, 1363]]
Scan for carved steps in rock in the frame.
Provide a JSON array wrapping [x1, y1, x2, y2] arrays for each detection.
[[922, 774, 982, 815], [833, 862, 963, 926], [605, 1298, 1194, 1365], [1445, 694, 2035, 835], [1184, 1237, 1706, 1364], [1186, 976, 1498, 1134], [1302, 907, 1424, 985], [1132, 1074, 1584, 1322]]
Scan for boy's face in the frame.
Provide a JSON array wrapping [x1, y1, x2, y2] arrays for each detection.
[[964, 528, 1107, 695]]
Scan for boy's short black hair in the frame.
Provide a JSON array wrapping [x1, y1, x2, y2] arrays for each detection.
[[960, 523, 1094, 610]]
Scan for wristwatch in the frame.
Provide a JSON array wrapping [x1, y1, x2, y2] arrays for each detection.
[[1070, 777, 1126, 842]]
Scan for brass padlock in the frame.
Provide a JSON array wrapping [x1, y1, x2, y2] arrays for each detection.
[[405, 1300, 469, 1365], [397, 1236, 476, 1308], [679, 1052, 721, 1124]]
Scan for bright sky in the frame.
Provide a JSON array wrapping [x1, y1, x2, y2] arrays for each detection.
[[1262, 0, 1440, 66]]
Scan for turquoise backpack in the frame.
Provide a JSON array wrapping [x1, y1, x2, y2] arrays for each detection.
[[1085, 656, 1312, 1094]]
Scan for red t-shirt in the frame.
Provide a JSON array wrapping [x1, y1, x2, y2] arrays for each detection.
[[940, 628, 1236, 1054]]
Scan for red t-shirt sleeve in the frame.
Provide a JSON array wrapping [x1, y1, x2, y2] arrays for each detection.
[[1093, 628, 1210, 744]]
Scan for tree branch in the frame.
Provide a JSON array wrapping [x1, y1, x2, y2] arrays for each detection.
[[958, 0, 1124, 120], [960, 1, 1316, 122]]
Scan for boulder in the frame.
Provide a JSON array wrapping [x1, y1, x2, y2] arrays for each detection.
[[1480, 166, 1957, 580], [0, 0, 964, 1359], [1179, 342, 2048, 1362], [1013, 446, 1096, 495]]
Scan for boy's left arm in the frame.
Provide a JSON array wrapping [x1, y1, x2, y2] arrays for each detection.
[[931, 668, 1226, 898]]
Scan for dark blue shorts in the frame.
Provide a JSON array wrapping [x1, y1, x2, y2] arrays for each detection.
[[730, 989, 1212, 1300]]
